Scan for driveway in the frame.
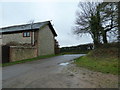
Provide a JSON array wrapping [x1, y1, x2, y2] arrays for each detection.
[[2, 54, 118, 88]]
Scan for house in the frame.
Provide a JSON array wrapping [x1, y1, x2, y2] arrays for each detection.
[[0, 21, 58, 62]]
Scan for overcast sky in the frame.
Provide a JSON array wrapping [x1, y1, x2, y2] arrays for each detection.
[[0, 0, 93, 47]]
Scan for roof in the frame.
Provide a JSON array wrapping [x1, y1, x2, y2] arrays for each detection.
[[0, 21, 57, 36]]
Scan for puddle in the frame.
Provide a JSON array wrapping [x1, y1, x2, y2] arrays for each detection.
[[59, 62, 69, 66]]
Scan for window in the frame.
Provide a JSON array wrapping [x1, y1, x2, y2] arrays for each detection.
[[23, 32, 30, 37]]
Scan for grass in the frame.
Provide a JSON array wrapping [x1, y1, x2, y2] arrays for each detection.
[[1, 54, 61, 67], [74, 47, 119, 75]]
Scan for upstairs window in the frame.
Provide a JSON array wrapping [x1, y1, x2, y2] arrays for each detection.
[[23, 32, 30, 37]]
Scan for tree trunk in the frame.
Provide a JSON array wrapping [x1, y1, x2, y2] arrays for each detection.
[[93, 34, 101, 48], [102, 31, 108, 44]]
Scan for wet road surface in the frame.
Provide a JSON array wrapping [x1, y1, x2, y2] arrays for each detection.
[[2, 54, 118, 88], [3, 54, 85, 88]]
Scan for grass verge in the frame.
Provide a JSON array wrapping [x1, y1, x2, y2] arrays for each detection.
[[74, 56, 119, 75], [74, 47, 119, 75], [1, 54, 61, 67]]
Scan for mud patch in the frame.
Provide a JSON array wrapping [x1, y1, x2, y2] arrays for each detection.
[[62, 64, 118, 88]]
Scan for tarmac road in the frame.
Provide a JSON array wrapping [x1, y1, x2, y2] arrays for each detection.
[[2, 54, 118, 88], [2, 54, 84, 88]]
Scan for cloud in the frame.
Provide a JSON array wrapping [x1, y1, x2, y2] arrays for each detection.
[[0, 0, 80, 3], [1, 1, 93, 47]]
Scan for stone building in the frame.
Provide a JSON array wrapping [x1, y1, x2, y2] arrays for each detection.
[[0, 21, 58, 62]]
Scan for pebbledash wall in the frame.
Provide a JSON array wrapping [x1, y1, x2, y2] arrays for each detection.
[[9, 46, 37, 62]]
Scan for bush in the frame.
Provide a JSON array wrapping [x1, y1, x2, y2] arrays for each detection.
[[88, 43, 119, 58], [98, 42, 119, 48], [74, 43, 119, 75]]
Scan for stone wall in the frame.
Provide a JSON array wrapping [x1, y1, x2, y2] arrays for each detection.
[[10, 46, 37, 62], [2, 32, 31, 45]]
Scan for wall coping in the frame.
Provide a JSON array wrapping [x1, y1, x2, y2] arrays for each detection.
[[10, 46, 36, 49]]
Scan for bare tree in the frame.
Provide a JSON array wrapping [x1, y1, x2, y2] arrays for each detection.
[[28, 19, 35, 29], [99, 2, 118, 43], [118, 2, 120, 42], [28, 19, 35, 46], [73, 2, 118, 48], [73, 2, 102, 48]]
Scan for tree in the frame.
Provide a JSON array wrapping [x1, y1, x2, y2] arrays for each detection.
[[28, 19, 35, 29], [28, 20, 35, 46], [73, 2, 118, 48], [99, 2, 118, 43], [74, 2, 102, 48], [118, 2, 120, 42]]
